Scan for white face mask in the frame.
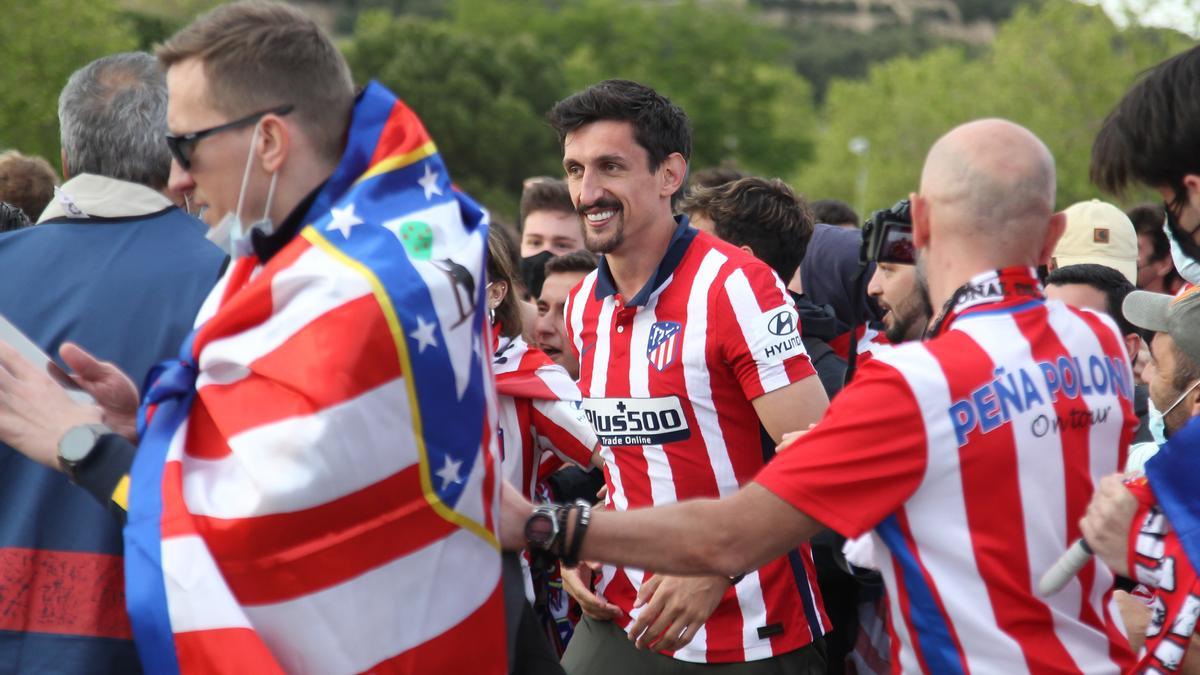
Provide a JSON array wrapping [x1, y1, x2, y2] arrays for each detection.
[[1165, 215, 1200, 285], [1146, 394, 1168, 446], [206, 122, 279, 258]]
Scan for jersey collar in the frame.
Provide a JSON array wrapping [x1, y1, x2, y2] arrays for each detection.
[[927, 266, 1044, 337], [594, 214, 697, 307]]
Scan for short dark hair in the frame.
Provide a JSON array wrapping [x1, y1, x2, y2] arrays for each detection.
[[544, 249, 598, 278], [689, 166, 745, 191], [811, 199, 859, 227], [547, 79, 692, 171], [519, 178, 574, 231], [486, 222, 524, 338], [1170, 340, 1200, 395], [1091, 44, 1200, 207], [0, 202, 32, 233], [1045, 263, 1141, 339], [678, 177, 813, 282], [1129, 203, 1169, 260]]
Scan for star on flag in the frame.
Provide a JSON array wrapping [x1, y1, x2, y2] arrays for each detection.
[[418, 163, 443, 200], [326, 204, 363, 238], [411, 315, 439, 353], [435, 455, 463, 490]]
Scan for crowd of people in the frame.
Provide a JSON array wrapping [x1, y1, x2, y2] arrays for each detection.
[[0, 1, 1197, 674]]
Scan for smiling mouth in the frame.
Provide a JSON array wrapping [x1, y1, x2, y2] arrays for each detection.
[[584, 209, 618, 227]]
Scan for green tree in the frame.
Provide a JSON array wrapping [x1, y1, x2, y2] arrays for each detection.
[[0, 0, 138, 169], [343, 11, 568, 219], [452, 0, 818, 181], [796, 1, 1192, 215]]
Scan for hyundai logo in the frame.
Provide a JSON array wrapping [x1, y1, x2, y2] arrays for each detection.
[[768, 310, 795, 336]]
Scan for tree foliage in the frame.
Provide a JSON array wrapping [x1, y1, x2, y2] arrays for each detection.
[[796, 1, 1193, 215], [0, 0, 138, 170], [343, 12, 568, 218]]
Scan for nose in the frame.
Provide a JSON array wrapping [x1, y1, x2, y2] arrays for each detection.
[[167, 160, 196, 207], [576, 168, 606, 209], [866, 267, 884, 297], [533, 311, 556, 343]]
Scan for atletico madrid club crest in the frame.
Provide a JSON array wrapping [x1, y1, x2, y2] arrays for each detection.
[[647, 321, 682, 372]]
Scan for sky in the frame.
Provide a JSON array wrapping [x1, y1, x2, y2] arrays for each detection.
[[1085, 0, 1200, 36]]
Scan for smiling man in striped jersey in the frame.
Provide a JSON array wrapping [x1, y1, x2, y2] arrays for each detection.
[[511, 118, 1141, 674]]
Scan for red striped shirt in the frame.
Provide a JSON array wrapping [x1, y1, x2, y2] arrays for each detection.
[[566, 221, 827, 663]]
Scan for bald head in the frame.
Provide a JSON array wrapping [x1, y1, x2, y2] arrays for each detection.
[[919, 119, 1057, 256]]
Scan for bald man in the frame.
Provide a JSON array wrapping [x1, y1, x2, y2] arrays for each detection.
[[506, 119, 1140, 673]]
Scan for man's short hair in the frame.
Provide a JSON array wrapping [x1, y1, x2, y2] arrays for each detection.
[[0, 202, 32, 233], [58, 52, 171, 189], [1045, 263, 1142, 339], [157, 0, 354, 164], [544, 249, 598, 278], [519, 178, 574, 231], [811, 199, 859, 228], [1091, 44, 1200, 206], [678, 177, 813, 282], [548, 79, 692, 171], [689, 166, 745, 191], [1129, 203, 1169, 259], [0, 151, 57, 221]]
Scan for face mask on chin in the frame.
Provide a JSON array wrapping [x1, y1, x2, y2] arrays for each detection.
[[1164, 203, 1200, 285], [206, 122, 280, 258]]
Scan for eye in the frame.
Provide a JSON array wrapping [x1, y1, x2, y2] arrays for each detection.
[[566, 164, 583, 178]]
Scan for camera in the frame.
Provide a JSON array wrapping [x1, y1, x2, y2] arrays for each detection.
[[860, 199, 915, 265]]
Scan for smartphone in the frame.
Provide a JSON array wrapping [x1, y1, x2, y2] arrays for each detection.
[[0, 315, 95, 405]]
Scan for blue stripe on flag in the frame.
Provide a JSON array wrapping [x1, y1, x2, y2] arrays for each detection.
[[1144, 416, 1200, 572], [124, 334, 198, 675], [875, 514, 965, 675]]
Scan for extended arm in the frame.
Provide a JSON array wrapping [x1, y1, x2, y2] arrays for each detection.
[[502, 481, 823, 577]]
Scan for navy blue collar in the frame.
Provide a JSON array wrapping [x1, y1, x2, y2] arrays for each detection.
[[594, 215, 697, 307]]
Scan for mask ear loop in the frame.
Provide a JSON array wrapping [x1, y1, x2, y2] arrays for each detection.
[[232, 123, 262, 228]]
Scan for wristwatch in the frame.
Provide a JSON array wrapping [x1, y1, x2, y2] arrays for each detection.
[[524, 504, 560, 551], [57, 423, 113, 483]]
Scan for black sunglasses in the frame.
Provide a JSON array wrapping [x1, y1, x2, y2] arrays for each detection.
[[165, 104, 293, 170]]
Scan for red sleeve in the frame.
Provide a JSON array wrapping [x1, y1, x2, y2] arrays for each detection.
[[754, 357, 927, 538], [716, 263, 815, 401]]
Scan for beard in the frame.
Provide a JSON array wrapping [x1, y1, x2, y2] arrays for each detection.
[[884, 261, 934, 343], [580, 199, 625, 254]]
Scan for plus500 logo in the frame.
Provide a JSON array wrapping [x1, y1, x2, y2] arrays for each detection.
[[582, 396, 691, 446]]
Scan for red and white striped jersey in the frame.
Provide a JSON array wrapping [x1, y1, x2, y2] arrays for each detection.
[[757, 267, 1138, 674], [565, 219, 829, 663], [493, 334, 597, 498]]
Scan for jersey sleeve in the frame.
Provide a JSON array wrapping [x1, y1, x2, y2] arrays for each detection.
[[754, 357, 927, 538], [717, 263, 816, 401], [530, 398, 598, 468]]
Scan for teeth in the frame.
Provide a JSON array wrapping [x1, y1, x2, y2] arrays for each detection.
[[587, 210, 616, 222]]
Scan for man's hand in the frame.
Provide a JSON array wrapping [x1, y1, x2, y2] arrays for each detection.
[[500, 482, 534, 552], [626, 574, 730, 651], [1080, 473, 1139, 577], [561, 561, 621, 621], [775, 423, 817, 452], [61, 343, 140, 442], [0, 342, 102, 468]]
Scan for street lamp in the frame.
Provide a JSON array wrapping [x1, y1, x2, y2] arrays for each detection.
[[849, 136, 870, 225]]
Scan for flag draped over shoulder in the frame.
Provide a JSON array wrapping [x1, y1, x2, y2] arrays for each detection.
[[493, 334, 580, 403], [1145, 417, 1200, 574], [123, 82, 505, 675]]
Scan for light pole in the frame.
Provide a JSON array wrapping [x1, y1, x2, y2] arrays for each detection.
[[849, 136, 870, 225]]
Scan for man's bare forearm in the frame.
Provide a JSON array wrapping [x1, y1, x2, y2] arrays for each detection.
[[576, 483, 822, 576]]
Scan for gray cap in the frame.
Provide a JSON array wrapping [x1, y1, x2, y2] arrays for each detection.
[[1123, 286, 1200, 364]]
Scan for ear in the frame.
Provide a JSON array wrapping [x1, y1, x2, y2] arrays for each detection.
[[258, 113, 291, 174], [1123, 333, 1141, 363], [658, 153, 687, 198], [60, 150, 70, 181], [910, 192, 931, 250], [1184, 174, 1200, 212], [1039, 211, 1067, 266], [739, 244, 754, 257], [487, 280, 509, 309]]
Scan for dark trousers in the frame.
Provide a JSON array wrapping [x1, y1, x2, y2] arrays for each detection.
[[562, 616, 826, 675]]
